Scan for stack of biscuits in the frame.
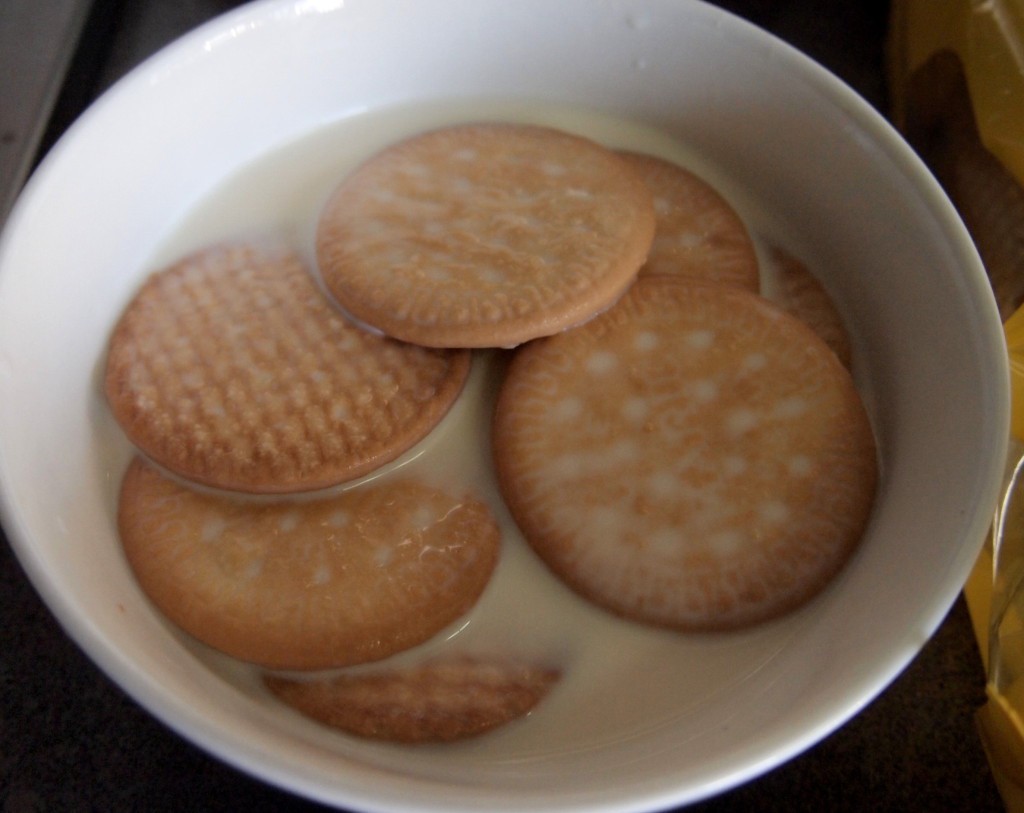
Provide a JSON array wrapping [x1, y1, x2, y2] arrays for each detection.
[[103, 122, 877, 743]]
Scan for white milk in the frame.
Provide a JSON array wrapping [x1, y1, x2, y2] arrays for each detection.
[[110, 100, 833, 758]]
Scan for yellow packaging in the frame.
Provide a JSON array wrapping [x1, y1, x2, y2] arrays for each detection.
[[890, 2, 1024, 808], [890, 0, 1024, 181]]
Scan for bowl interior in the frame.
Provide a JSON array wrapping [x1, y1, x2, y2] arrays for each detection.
[[0, 1, 1008, 812]]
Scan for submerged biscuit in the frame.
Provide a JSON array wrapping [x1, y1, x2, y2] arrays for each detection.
[[316, 123, 656, 348], [493, 277, 877, 630], [618, 151, 760, 291], [264, 656, 560, 743], [118, 458, 501, 669], [765, 245, 853, 368], [104, 242, 470, 493]]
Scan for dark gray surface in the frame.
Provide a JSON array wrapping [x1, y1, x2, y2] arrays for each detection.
[[0, 1, 1006, 810], [0, 0, 94, 221]]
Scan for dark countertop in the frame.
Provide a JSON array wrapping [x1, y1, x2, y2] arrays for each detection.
[[0, 1, 1007, 810]]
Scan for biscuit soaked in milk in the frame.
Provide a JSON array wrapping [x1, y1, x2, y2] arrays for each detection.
[[493, 277, 877, 631], [122, 100, 866, 754]]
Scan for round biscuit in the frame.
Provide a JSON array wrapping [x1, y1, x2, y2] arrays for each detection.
[[104, 242, 470, 493], [493, 277, 877, 631], [316, 123, 656, 348], [117, 458, 501, 670], [264, 656, 560, 743], [618, 151, 760, 291]]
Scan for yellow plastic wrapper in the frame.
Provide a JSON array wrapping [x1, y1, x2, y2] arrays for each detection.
[[980, 444, 1024, 811], [890, 2, 1024, 807]]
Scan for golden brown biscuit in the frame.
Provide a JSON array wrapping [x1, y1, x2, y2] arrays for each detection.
[[118, 458, 501, 669], [104, 241, 470, 493], [316, 123, 656, 348], [765, 244, 853, 368], [493, 277, 877, 630], [618, 151, 759, 291], [264, 656, 560, 743]]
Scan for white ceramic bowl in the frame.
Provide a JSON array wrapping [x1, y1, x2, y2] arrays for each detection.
[[0, 1, 1009, 811]]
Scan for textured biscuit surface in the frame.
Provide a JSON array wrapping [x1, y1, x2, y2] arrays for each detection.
[[493, 278, 877, 630], [316, 123, 656, 348], [619, 151, 760, 291], [105, 242, 470, 493], [118, 458, 501, 669], [265, 656, 560, 743]]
